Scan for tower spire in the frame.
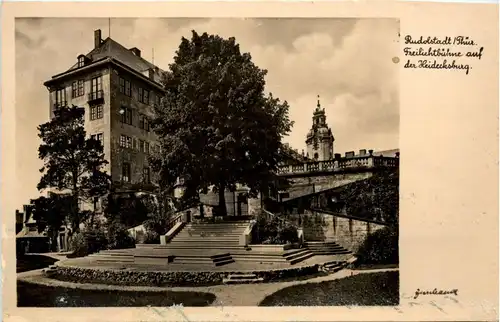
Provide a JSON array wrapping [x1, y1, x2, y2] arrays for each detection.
[[317, 95, 321, 109]]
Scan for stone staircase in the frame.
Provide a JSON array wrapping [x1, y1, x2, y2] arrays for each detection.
[[166, 221, 250, 250], [304, 241, 352, 255]]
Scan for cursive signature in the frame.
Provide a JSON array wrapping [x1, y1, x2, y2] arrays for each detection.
[[414, 288, 458, 299]]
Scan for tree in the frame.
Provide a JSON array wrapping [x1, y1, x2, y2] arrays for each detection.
[[151, 31, 294, 215], [37, 105, 111, 231], [31, 193, 72, 251]]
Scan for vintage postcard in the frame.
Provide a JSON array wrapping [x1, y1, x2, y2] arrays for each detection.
[[1, 1, 498, 322]]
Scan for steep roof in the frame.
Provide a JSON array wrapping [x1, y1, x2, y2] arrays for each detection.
[[62, 37, 165, 84]]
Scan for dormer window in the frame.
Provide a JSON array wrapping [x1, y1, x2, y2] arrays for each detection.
[[77, 55, 86, 68]]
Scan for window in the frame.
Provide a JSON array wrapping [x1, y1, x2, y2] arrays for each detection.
[[90, 76, 103, 97], [120, 135, 127, 148], [120, 107, 133, 125], [72, 80, 85, 98], [143, 167, 150, 184], [138, 88, 150, 104], [155, 94, 161, 106], [139, 140, 145, 152], [144, 141, 150, 154], [122, 163, 131, 182], [55, 88, 66, 107], [139, 115, 150, 131], [90, 105, 103, 120], [78, 56, 85, 68], [119, 77, 131, 97], [90, 133, 104, 146], [120, 135, 132, 149]]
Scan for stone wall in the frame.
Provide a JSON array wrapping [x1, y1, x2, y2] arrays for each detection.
[[283, 172, 373, 201], [287, 210, 386, 253]]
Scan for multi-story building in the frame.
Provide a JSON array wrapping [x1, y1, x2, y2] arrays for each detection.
[[43, 29, 165, 201]]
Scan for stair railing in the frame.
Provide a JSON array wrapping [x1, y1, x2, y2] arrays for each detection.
[[164, 213, 184, 233]]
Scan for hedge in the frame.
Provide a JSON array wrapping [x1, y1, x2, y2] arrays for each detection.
[[355, 226, 399, 266]]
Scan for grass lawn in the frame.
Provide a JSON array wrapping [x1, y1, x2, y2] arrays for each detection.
[[17, 255, 58, 273], [259, 271, 399, 306], [17, 281, 216, 307]]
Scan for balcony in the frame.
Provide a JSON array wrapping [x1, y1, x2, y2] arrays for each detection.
[[276, 155, 399, 177], [88, 90, 104, 104]]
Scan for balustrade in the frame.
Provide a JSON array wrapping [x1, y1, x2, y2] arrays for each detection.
[[276, 155, 398, 176]]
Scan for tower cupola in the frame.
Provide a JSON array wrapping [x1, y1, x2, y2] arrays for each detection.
[[305, 95, 335, 161]]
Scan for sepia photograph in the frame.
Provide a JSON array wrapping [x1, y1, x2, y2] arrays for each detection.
[[13, 17, 400, 307]]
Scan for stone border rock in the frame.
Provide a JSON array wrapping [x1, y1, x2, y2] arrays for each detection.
[[50, 264, 320, 287]]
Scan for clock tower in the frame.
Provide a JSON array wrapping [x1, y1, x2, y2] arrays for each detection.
[[306, 96, 334, 161]]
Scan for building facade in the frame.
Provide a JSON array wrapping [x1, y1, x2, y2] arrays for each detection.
[[44, 30, 164, 198]]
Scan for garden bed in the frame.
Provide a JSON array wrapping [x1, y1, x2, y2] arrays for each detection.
[[49, 263, 320, 287]]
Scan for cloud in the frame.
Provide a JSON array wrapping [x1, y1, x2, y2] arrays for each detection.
[[14, 17, 399, 208]]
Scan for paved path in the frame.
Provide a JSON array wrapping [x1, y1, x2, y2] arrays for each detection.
[[18, 267, 399, 306]]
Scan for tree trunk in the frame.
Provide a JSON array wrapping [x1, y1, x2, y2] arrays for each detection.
[[218, 182, 227, 216]]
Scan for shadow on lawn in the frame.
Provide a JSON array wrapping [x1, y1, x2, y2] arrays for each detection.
[[259, 271, 399, 306], [17, 255, 58, 273], [17, 281, 216, 307]]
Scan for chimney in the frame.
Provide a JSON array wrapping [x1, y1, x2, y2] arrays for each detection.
[[345, 151, 355, 158], [94, 29, 102, 49], [334, 153, 341, 159], [396, 152, 400, 158], [359, 149, 367, 156], [130, 47, 141, 57], [369, 149, 374, 156]]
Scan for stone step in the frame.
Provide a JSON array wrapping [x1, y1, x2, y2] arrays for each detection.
[[186, 225, 249, 228], [227, 273, 258, 279], [223, 277, 264, 284], [231, 255, 288, 263], [284, 249, 312, 261], [289, 251, 315, 265], [310, 250, 352, 255], [168, 243, 241, 247], [172, 237, 241, 241], [163, 245, 246, 250], [214, 258, 235, 266], [173, 257, 215, 264]]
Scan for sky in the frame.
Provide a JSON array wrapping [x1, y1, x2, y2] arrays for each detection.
[[15, 17, 399, 209]]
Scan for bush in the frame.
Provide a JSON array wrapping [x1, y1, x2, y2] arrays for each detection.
[[106, 221, 136, 250], [252, 213, 298, 245], [144, 231, 160, 244], [68, 225, 108, 257], [69, 233, 89, 257], [355, 226, 399, 266]]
